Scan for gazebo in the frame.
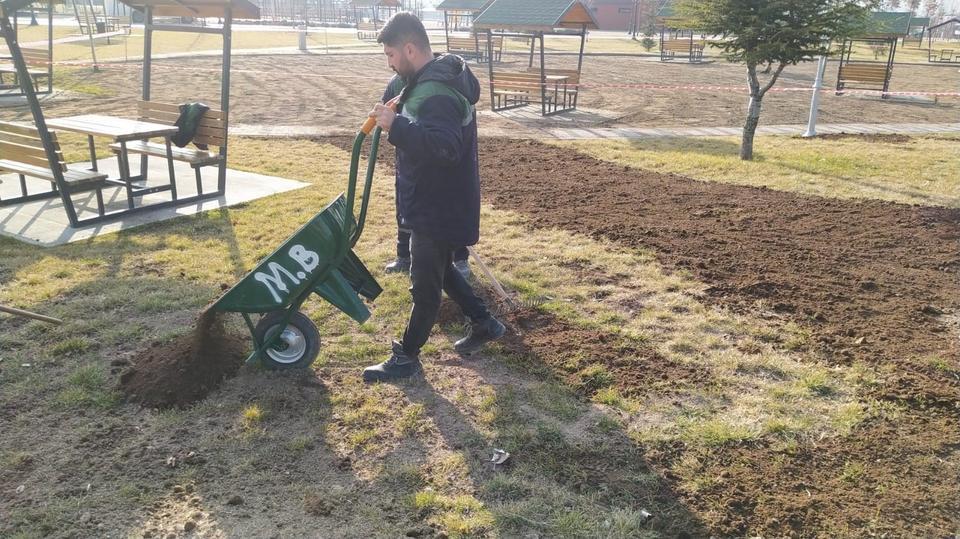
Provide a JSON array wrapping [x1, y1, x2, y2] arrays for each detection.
[[654, 1, 704, 63], [926, 17, 960, 63], [436, 0, 496, 62], [0, 0, 259, 227], [0, 0, 54, 96], [835, 11, 908, 97], [350, 0, 399, 39], [474, 0, 598, 116]]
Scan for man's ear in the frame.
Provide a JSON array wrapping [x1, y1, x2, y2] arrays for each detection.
[[404, 42, 416, 58]]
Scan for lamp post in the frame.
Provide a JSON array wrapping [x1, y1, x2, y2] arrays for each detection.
[[802, 55, 828, 138]]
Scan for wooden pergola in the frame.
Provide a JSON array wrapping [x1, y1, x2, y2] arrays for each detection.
[[836, 11, 908, 97], [0, 0, 259, 227], [0, 0, 54, 96], [926, 17, 960, 63], [437, 0, 489, 34], [437, 0, 494, 61], [654, 1, 704, 63], [120, 0, 259, 202], [474, 0, 598, 116], [350, 0, 397, 23]]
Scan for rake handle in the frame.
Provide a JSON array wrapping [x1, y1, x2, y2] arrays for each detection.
[[0, 304, 63, 325]]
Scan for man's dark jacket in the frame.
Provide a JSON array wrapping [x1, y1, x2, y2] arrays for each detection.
[[381, 53, 482, 247]]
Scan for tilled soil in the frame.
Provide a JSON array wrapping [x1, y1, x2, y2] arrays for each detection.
[[480, 139, 960, 405], [2, 53, 958, 133], [341, 136, 960, 536], [119, 310, 248, 409]]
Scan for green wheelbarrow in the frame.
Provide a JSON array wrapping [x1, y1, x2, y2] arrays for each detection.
[[208, 118, 386, 369]]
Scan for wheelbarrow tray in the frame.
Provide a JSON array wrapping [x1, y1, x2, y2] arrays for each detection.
[[210, 193, 382, 324]]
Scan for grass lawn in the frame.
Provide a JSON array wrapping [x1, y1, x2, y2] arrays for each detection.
[[555, 134, 960, 209], [0, 133, 950, 536]]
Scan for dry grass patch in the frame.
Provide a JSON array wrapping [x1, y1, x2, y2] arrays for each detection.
[[555, 134, 960, 208]]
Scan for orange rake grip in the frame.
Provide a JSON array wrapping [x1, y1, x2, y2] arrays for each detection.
[[362, 96, 400, 135]]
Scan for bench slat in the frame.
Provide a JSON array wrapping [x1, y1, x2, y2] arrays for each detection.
[[0, 160, 105, 186], [137, 101, 227, 120], [112, 140, 221, 166]]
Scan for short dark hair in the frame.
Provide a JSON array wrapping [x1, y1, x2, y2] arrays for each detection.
[[377, 12, 430, 51]]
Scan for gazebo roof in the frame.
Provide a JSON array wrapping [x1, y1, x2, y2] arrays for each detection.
[[928, 17, 960, 32], [350, 0, 400, 7], [117, 0, 260, 18], [473, 0, 598, 32], [436, 0, 490, 13], [0, 0, 65, 12], [862, 11, 913, 37]]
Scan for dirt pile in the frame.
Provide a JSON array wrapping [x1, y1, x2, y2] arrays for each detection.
[[119, 310, 248, 409]]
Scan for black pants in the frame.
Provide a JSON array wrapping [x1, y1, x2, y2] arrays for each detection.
[[401, 231, 491, 357], [396, 212, 468, 262]]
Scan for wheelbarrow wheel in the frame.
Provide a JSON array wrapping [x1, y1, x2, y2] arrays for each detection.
[[254, 311, 321, 370]]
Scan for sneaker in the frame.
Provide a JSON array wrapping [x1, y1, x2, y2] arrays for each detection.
[[384, 257, 410, 274], [454, 317, 506, 356], [363, 341, 421, 382], [453, 259, 472, 280]]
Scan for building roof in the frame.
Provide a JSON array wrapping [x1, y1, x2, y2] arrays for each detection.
[[435, 0, 491, 12], [863, 11, 912, 37], [350, 0, 401, 7], [473, 0, 599, 31], [117, 0, 260, 18]]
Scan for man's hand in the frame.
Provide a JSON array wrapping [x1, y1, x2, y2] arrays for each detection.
[[368, 103, 397, 132]]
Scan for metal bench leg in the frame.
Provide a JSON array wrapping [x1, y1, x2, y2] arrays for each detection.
[[195, 166, 203, 195], [164, 137, 177, 200], [95, 188, 105, 216], [19, 173, 27, 196], [87, 135, 98, 171], [118, 141, 135, 209]]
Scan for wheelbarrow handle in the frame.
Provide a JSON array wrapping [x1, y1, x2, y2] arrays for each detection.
[[361, 96, 400, 135]]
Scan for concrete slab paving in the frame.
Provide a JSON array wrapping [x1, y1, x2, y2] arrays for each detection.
[[0, 156, 308, 247]]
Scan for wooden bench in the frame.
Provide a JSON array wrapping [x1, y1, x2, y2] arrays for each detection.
[[928, 48, 955, 62], [660, 39, 705, 62], [447, 35, 503, 63], [0, 48, 51, 92], [0, 121, 107, 214], [527, 67, 580, 109], [357, 21, 379, 41], [491, 70, 577, 115], [109, 101, 226, 194], [837, 62, 891, 94]]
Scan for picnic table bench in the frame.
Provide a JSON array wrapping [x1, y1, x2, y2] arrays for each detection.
[[490, 69, 578, 115], [660, 39, 705, 63], [0, 48, 50, 91], [357, 21, 379, 41], [447, 34, 503, 63], [0, 121, 107, 214], [109, 101, 226, 197], [928, 48, 956, 63], [836, 62, 891, 95]]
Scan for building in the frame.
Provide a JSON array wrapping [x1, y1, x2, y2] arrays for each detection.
[[585, 0, 635, 32]]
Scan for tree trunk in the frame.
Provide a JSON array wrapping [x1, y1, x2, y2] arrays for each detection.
[[741, 63, 762, 161], [741, 94, 762, 160]]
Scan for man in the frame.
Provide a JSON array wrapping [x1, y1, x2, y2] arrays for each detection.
[[363, 12, 504, 382], [385, 230, 472, 280]]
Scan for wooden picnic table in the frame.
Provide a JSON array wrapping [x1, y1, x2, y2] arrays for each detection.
[[46, 114, 180, 209]]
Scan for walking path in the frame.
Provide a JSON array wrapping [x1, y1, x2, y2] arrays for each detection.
[[231, 121, 960, 140]]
